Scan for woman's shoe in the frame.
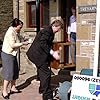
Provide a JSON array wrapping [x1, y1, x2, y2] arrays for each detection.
[[2, 93, 9, 99], [10, 90, 22, 94]]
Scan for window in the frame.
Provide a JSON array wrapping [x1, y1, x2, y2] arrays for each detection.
[[42, 0, 49, 27], [27, 0, 49, 28], [27, 2, 36, 28]]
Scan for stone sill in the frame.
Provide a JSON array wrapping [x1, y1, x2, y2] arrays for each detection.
[[24, 28, 36, 32]]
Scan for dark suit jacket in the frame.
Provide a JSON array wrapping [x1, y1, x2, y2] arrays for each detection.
[[26, 26, 54, 67]]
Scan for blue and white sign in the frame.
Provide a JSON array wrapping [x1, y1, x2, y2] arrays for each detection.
[[70, 74, 100, 100]]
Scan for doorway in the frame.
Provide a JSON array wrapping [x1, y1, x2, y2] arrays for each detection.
[[51, 0, 76, 70], [65, 0, 76, 69]]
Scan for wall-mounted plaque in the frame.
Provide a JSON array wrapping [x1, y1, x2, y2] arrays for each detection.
[[78, 5, 96, 14]]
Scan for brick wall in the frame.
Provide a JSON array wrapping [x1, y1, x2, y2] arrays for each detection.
[[0, 0, 13, 40], [76, 0, 96, 71]]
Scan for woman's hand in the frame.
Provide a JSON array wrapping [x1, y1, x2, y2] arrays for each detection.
[[22, 41, 29, 45]]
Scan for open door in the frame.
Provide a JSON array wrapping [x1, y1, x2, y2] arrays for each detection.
[[51, 0, 76, 70]]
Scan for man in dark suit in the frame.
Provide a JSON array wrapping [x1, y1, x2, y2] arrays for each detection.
[[26, 19, 63, 100]]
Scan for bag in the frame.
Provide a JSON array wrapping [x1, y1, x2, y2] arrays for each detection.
[[58, 81, 72, 100], [80, 69, 93, 76]]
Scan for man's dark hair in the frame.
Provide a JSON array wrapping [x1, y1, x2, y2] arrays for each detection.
[[71, 6, 76, 11], [11, 18, 23, 27]]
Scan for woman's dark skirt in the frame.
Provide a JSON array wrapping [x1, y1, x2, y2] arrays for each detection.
[[1, 52, 19, 81]]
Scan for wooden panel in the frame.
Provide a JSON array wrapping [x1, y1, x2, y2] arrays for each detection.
[[51, 42, 72, 69], [50, 42, 60, 69]]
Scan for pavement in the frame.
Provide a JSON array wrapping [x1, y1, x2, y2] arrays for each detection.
[[1, 80, 42, 100], [0, 65, 72, 100], [0, 65, 43, 100]]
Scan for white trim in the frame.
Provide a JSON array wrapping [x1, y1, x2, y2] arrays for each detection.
[[93, 0, 100, 76]]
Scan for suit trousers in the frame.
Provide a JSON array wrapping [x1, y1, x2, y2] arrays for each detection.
[[37, 63, 53, 100]]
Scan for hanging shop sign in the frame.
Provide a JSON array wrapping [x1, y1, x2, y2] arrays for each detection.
[[78, 5, 96, 14]]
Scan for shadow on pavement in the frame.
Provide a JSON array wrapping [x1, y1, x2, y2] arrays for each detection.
[[16, 69, 72, 92], [16, 75, 37, 90]]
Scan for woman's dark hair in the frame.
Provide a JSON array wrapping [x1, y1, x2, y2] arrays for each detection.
[[11, 18, 23, 27]]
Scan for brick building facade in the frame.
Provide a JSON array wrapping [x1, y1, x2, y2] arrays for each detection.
[[0, 0, 98, 72]]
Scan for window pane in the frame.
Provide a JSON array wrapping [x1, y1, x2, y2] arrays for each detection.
[[27, 1, 49, 28], [31, 4, 36, 26], [27, 2, 36, 27], [43, 1, 49, 27]]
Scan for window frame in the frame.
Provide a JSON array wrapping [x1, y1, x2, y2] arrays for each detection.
[[26, 0, 49, 28], [27, 1, 36, 28]]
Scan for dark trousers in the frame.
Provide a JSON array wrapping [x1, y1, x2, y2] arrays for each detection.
[[70, 32, 76, 64], [37, 63, 53, 100]]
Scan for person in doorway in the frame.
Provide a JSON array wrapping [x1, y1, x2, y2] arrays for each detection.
[[69, 6, 76, 65], [1, 18, 29, 99], [26, 19, 63, 100]]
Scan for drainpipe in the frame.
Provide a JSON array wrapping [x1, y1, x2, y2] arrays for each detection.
[[36, 0, 40, 33], [17, 0, 19, 19], [56, 0, 59, 16], [17, 0, 20, 70]]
